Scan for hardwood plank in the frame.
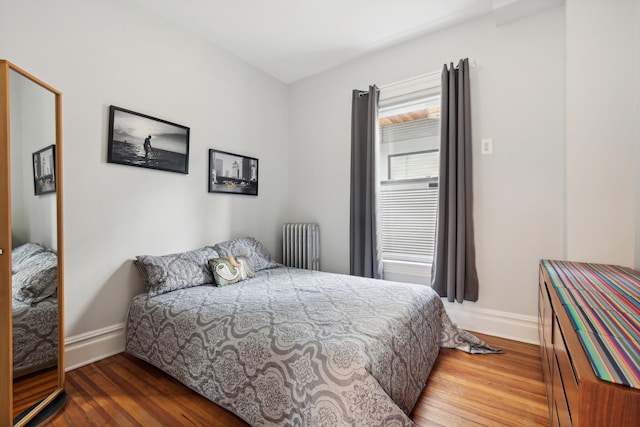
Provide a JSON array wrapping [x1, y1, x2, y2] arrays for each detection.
[[70, 365, 142, 426], [48, 333, 549, 426], [102, 355, 235, 426], [411, 333, 549, 427], [12, 367, 58, 415]]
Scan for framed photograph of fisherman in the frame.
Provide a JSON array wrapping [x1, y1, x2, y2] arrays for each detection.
[[208, 149, 259, 196], [107, 106, 190, 174], [32, 144, 56, 195]]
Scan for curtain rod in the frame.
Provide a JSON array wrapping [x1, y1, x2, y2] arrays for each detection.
[[357, 59, 476, 97], [378, 59, 476, 91], [456, 59, 477, 69], [379, 72, 438, 91]]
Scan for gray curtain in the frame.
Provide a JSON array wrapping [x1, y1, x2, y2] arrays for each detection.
[[350, 85, 382, 279], [431, 59, 479, 302]]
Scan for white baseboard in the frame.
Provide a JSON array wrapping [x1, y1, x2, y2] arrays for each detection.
[[442, 302, 539, 345], [64, 323, 126, 371]]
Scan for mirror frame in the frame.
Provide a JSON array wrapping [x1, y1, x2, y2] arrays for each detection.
[[0, 60, 65, 426]]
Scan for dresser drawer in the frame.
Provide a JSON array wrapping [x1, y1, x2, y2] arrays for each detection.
[[538, 285, 544, 344], [553, 351, 572, 426], [541, 282, 554, 378], [553, 315, 578, 424], [538, 285, 546, 360]]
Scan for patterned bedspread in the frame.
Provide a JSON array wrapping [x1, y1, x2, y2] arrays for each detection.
[[126, 267, 497, 426], [12, 296, 58, 375]]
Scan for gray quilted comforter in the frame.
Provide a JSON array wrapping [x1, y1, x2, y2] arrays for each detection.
[[13, 296, 58, 375], [126, 267, 497, 426]]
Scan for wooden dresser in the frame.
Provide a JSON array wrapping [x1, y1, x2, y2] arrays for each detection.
[[538, 260, 640, 427]]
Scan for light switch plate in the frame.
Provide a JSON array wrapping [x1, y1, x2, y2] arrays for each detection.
[[481, 138, 493, 155]]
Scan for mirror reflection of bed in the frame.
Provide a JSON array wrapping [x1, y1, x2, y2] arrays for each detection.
[[11, 242, 59, 416]]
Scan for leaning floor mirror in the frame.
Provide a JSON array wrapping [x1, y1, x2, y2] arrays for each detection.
[[0, 60, 66, 426]]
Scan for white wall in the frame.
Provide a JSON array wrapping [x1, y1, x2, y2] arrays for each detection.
[[9, 72, 26, 247], [566, 0, 637, 267], [288, 9, 566, 322], [0, 0, 289, 337], [9, 71, 58, 250]]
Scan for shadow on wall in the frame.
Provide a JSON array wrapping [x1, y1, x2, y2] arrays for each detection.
[[64, 260, 147, 369], [69, 260, 145, 337]]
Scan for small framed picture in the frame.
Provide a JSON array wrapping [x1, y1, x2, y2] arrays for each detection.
[[32, 145, 56, 195], [107, 106, 190, 174], [208, 149, 258, 196]]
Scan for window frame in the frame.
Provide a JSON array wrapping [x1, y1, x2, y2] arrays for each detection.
[[387, 149, 439, 182], [377, 72, 441, 285]]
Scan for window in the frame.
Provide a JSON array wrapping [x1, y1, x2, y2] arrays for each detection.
[[388, 150, 439, 180], [378, 75, 440, 285]]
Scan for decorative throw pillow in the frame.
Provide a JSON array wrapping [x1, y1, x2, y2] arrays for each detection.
[[12, 242, 48, 274], [210, 237, 279, 272], [209, 255, 255, 286], [12, 250, 58, 305], [135, 247, 219, 297]]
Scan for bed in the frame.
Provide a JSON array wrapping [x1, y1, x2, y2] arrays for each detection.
[[126, 238, 498, 426], [11, 242, 60, 377]]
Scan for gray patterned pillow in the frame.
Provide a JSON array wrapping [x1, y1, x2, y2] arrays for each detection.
[[12, 242, 47, 274], [12, 250, 58, 305], [136, 247, 219, 297], [211, 237, 279, 272]]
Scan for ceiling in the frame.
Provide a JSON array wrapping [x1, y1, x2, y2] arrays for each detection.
[[130, 0, 496, 83]]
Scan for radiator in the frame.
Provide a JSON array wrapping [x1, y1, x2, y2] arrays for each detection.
[[282, 223, 320, 270]]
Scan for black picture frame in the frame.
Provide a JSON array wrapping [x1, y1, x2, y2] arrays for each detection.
[[32, 144, 56, 195], [107, 105, 190, 174], [208, 149, 259, 196]]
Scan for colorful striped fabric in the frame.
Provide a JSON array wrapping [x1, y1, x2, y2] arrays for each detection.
[[542, 260, 640, 389]]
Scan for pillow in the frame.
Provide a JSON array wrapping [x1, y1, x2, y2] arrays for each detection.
[[209, 255, 255, 286], [135, 247, 219, 296], [12, 242, 48, 274], [12, 250, 58, 305], [210, 237, 279, 272]]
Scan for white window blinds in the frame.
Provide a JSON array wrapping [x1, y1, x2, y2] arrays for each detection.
[[389, 151, 439, 180], [380, 180, 438, 261]]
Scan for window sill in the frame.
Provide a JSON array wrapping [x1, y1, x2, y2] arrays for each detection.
[[382, 259, 431, 286]]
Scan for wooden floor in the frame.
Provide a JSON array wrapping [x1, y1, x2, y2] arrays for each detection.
[[45, 333, 549, 426], [13, 366, 58, 415], [412, 333, 550, 426]]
